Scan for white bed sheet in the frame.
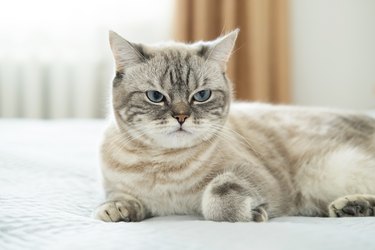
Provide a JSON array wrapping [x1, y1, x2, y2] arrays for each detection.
[[1, 119, 375, 250]]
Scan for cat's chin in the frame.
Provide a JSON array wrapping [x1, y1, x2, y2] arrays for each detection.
[[151, 130, 206, 149], [163, 135, 198, 149]]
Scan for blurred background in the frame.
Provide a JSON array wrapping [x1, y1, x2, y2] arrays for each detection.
[[0, 0, 374, 119]]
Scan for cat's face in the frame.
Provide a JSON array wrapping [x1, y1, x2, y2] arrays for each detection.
[[109, 30, 238, 148]]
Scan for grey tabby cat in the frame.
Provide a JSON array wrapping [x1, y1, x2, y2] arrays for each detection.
[[94, 29, 375, 222]]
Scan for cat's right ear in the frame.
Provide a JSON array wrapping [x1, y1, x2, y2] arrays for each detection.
[[109, 31, 147, 71]]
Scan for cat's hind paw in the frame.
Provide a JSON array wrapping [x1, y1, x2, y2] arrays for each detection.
[[328, 194, 375, 217], [251, 204, 269, 222]]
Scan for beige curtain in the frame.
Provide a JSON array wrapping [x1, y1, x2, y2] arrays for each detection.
[[174, 0, 290, 103]]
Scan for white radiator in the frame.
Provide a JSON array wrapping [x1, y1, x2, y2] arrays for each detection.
[[0, 58, 113, 118]]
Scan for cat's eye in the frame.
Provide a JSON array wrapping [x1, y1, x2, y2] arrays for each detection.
[[146, 90, 164, 103], [193, 89, 211, 102]]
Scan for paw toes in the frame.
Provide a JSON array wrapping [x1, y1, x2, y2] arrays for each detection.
[[329, 195, 374, 217], [252, 205, 268, 222], [115, 202, 130, 221], [341, 205, 358, 216], [95, 201, 131, 222]]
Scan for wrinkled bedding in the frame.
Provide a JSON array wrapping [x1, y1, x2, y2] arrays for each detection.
[[1, 119, 375, 250]]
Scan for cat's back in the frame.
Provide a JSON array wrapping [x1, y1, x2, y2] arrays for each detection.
[[228, 102, 375, 139], [227, 102, 375, 175]]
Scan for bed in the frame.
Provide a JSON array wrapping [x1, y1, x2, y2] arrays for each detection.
[[1, 119, 375, 250]]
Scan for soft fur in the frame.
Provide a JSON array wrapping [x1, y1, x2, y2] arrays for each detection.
[[94, 30, 375, 222]]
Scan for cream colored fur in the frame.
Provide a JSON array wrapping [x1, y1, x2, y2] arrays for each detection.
[[94, 31, 375, 222], [95, 103, 375, 222]]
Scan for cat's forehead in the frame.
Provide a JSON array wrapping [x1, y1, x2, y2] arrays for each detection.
[[122, 43, 224, 94], [153, 52, 203, 93], [142, 47, 210, 89], [147, 46, 204, 66]]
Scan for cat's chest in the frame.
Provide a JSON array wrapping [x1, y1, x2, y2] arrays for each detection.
[[107, 168, 203, 216], [139, 183, 202, 216]]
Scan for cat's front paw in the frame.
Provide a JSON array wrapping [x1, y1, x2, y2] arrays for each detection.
[[202, 172, 269, 222], [94, 200, 145, 222]]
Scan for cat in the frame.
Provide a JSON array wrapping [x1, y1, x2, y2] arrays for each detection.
[[94, 29, 375, 222]]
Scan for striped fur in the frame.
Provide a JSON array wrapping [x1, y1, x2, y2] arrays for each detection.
[[95, 31, 375, 222]]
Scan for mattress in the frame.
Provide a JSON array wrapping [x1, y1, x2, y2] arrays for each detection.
[[1, 119, 375, 250]]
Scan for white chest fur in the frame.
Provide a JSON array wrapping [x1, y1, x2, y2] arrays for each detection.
[[103, 167, 204, 216]]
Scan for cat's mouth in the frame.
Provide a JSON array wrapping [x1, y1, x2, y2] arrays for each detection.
[[167, 127, 192, 135]]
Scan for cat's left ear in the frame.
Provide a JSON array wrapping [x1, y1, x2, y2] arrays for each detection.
[[198, 29, 239, 70], [109, 31, 149, 72]]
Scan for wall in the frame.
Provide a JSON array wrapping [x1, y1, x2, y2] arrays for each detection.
[[290, 0, 375, 110], [0, 0, 174, 118]]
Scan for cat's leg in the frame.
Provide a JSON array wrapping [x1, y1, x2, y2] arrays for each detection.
[[94, 193, 147, 222], [202, 172, 268, 222], [328, 194, 375, 217]]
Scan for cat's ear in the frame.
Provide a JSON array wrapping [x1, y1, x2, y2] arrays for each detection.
[[109, 31, 149, 71], [198, 29, 239, 70]]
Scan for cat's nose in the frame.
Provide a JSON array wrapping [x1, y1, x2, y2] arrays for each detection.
[[173, 114, 189, 125]]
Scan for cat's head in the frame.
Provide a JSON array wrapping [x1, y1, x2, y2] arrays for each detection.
[[109, 30, 239, 149]]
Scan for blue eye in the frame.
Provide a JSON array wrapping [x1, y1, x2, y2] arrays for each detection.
[[193, 90, 211, 102], [146, 90, 164, 103]]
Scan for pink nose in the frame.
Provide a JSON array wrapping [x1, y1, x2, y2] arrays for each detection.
[[173, 114, 189, 124]]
